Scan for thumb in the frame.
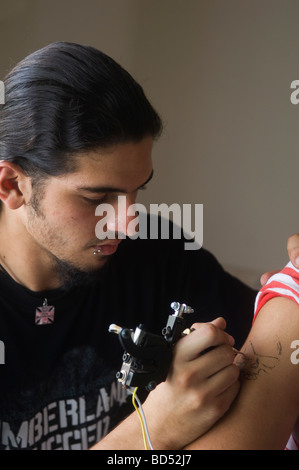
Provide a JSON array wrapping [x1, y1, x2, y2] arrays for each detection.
[[210, 316, 227, 330], [260, 270, 278, 286], [287, 234, 299, 268], [190, 317, 227, 331]]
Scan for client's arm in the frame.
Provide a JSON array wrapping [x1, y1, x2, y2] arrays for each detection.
[[186, 296, 299, 449]]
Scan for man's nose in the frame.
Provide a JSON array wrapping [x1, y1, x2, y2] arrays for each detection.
[[106, 195, 139, 238]]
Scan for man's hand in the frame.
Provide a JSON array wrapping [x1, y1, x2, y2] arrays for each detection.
[[260, 234, 299, 286], [141, 317, 240, 449], [92, 317, 239, 450]]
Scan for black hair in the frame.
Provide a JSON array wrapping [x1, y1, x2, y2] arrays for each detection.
[[0, 42, 162, 178]]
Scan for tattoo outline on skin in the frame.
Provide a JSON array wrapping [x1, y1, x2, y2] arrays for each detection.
[[235, 338, 282, 381]]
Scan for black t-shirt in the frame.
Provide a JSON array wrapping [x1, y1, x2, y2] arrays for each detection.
[[0, 223, 256, 449]]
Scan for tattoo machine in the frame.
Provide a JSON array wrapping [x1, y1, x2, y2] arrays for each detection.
[[108, 301, 194, 391]]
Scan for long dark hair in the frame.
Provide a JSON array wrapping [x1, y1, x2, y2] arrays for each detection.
[[0, 42, 162, 178]]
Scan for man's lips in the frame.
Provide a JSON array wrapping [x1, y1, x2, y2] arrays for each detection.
[[93, 240, 122, 256]]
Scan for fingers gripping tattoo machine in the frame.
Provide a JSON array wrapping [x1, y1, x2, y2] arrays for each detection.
[[108, 302, 194, 391]]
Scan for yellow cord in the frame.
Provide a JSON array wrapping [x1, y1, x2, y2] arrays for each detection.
[[132, 387, 148, 450]]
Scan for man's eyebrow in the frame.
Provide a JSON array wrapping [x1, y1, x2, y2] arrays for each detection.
[[77, 170, 154, 194]]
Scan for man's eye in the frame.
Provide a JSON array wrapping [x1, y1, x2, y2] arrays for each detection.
[[82, 196, 107, 205]]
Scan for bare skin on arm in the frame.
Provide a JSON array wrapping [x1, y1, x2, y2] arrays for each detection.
[[185, 297, 299, 450]]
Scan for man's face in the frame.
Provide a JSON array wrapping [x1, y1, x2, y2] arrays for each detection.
[[23, 137, 153, 281]]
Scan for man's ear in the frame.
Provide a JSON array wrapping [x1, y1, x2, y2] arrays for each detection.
[[0, 161, 27, 209]]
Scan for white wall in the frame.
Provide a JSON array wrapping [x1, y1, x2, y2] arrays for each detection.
[[130, 0, 299, 287], [1, 0, 299, 287]]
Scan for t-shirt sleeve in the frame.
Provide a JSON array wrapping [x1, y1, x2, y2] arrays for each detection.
[[254, 262, 299, 322]]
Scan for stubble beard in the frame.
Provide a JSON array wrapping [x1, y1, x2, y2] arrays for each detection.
[[47, 254, 109, 290], [28, 181, 109, 290]]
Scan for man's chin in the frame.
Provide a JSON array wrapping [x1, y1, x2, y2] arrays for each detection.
[[54, 257, 110, 290]]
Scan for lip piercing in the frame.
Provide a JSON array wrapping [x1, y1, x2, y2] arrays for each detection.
[[93, 249, 102, 255]]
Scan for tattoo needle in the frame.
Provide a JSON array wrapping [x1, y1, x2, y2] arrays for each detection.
[[232, 347, 246, 358]]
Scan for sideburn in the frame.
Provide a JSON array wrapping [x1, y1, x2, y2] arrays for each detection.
[[27, 176, 48, 218]]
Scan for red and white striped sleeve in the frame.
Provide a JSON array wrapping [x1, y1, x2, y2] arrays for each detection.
[[254, 262, 299, 322]]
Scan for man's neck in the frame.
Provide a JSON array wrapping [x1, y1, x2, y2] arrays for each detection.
[[0, 211, 61, 292]]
